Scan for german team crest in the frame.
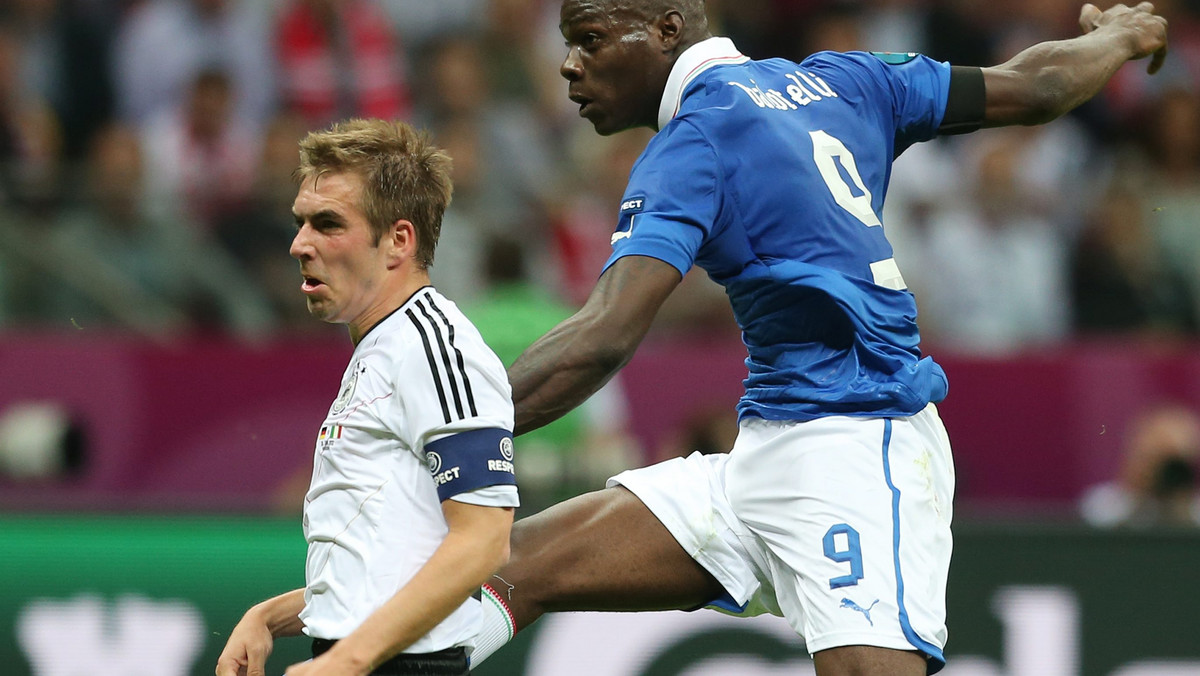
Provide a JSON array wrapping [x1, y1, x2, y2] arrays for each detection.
[[331, 361, 365, 413]]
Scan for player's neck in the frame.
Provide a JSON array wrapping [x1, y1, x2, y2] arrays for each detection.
[[348, 270, 432, 345]]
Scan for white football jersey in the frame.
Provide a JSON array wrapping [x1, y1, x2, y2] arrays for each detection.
[[299, 286, 518, 652]]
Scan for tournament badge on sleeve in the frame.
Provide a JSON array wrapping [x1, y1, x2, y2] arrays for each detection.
[[611, 195, 645, 245]]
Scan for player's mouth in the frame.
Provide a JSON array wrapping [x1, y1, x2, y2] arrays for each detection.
[[569, 92, 593, 116], [301, 274, 326, 294]]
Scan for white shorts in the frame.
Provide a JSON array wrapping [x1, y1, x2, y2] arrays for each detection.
[[608, 404, 954, 671]]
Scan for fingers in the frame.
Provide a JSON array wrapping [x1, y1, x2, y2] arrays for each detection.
[[245, 644, 269, 676], [214, 657, 246, 676], [1149, 43, 1169, 74], [1097, 2, 1169, 73], [1079, 3, 1103, 33], [214, 641, 267, 676], [1139, 5, 1170, 75]]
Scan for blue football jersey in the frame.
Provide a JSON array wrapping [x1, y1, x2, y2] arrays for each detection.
[[606, 40, 953, 422]]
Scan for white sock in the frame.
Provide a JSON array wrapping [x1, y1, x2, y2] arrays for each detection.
[[470, 582, 517, 669]]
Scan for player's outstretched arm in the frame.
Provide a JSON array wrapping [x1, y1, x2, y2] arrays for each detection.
[[981, 2, 1168, 127], [508, 255, 682, 435], [284, 502, 513, 676], [215, 588, 307, 676]]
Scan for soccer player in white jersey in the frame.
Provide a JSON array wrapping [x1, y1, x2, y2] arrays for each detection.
[[468, 2, 1168, 675], [215, 119, 518, 676]]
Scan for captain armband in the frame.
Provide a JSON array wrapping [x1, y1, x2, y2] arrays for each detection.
[[424, 428, 516, 502]]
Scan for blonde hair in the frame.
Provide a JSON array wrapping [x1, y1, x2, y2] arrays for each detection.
[[297, 119, 453, 268]]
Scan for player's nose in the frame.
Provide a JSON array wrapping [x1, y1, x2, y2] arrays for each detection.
[[290, 226, 314, 260], [560, 47, 583, 81]]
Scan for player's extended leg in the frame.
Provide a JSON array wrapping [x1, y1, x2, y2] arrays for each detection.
[[473, 452, 760, 669], [812, 646, 928, 676], [489, 485, 726, 631]]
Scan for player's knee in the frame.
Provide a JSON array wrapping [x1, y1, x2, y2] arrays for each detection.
[[494, 519, 554, 600], [505, 519, 540, 572]]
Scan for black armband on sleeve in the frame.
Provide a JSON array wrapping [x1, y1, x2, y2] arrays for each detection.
[[939, 66, 985, 135]]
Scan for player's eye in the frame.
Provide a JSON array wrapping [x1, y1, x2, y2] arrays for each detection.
[[564, 32, 601, 51]]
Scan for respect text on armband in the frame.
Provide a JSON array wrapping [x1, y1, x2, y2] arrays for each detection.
[[488, 459, 515, 473], [433, 466, 462, 486]]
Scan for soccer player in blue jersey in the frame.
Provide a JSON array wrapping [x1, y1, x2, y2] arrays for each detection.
[[471, 2, 1169, 674]]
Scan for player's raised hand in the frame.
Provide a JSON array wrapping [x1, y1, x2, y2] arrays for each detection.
[[214, 615, 275, 676], [1080, 2, 1169, 73]]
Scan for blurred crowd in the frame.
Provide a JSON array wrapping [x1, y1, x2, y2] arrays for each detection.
[[0, 0, 1198, 516], [0, 0, 1199, 353]]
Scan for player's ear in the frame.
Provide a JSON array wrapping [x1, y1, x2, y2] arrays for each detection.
[[386, 219, 418, 269], [657, 10, 685, 50]]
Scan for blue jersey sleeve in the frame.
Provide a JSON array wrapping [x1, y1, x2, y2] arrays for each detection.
[[808, 51, 951, 153], [601, 120, 718, 277]]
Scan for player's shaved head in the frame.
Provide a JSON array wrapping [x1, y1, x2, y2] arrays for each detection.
[[640, 0, 709, 45], [618, 0, 706, 25], [564, 0, 710, 46]]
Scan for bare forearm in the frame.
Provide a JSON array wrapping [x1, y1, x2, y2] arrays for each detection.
[[985, 35, 1136, 125], [216, 588, 307, 676], [509, 255, 682, 436], [984, 3, 1169, 127], [323, 508, 512, 670], [252, 588, 308, 638], [509, 313, 632, 435]]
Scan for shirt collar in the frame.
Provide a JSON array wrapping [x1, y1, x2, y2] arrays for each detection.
[[657, 37, 749, 129]]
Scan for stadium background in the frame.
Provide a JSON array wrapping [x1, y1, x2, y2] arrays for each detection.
[[2, 0, 1200, 673]]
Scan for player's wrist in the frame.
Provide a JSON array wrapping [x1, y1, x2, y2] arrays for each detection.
[[249, 594, 301, 638], [243, 603, 275, 635], [324, 638, 376, 676]]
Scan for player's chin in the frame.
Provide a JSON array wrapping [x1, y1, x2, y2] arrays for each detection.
[[590, 107, 645, 136], [590, 116, 630, 137], [304, 298, 336, 321], [583, 108, 619, 136]]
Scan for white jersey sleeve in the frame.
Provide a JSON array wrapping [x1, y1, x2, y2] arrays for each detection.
[[301, 287, 517, 645], [386, 288, 518, 506]]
